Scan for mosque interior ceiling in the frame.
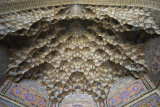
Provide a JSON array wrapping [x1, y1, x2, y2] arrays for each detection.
[[0, 2, 160, 104]]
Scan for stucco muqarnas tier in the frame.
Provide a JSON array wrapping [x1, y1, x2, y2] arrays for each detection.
[[0, 0, 160, 107]]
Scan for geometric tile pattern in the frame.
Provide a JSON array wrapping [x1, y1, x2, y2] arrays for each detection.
[[0, 97, 21, 107], [131, 93, 160, 107], [0, 80, 10, 92], [143, 74, 156, 89], [1, 81, 12, 94]]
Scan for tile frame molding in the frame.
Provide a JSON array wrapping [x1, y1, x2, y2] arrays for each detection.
[[124, 89, 160, 107]]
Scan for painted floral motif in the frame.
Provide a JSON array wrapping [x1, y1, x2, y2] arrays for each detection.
[[16, 89, 22, 94], [108, 80, 148, 107], [19, 80, 49, 98], [6, 84, 48, 107], [38, 100, 43, 106], [112, 98, 117, 104], [132, 86, 139, 91], [119, 90, 130, 100], [24, 93, 36, 102]]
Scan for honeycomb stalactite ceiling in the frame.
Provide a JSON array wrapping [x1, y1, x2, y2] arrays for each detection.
[[0, 0, 160, 15], [0, 4, 159, 103], [1, 5, 160, 36]]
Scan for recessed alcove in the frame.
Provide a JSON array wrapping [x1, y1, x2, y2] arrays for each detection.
[[60, 93, 97, 107]]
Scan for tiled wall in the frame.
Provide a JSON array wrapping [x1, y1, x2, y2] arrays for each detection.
[[0, 79, 50, 107], [108, 80, 148, 107], [125, 89, 160, 107]]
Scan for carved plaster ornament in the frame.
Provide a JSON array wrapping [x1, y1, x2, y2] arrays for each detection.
[[0, 3, 159, 103]]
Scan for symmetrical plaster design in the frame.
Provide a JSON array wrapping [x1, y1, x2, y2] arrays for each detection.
[[0, 1, 159, 105]]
